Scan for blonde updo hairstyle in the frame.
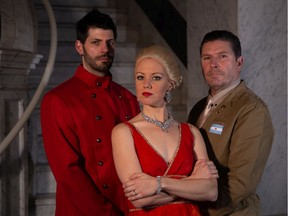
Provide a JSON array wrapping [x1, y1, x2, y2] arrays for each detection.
[[135, 45, 183, 89]]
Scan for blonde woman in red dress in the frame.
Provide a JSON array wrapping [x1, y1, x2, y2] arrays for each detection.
[[112, 45, 218, 216]]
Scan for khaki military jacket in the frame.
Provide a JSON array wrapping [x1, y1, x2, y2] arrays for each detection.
[[188, 81, 274, 216]]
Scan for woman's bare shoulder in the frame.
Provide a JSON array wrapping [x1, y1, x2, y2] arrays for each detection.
[[187, 123, 200, 134]]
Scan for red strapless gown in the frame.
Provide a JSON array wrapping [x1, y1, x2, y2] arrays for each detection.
[[124, 123, 201, 216]]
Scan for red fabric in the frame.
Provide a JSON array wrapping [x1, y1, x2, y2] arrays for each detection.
[[41, 65, 140, 216], [129, 203, 200, 216], [124, 123, 201, 216]]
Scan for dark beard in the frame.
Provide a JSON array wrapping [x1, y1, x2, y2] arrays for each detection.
[[83, 51, 114, 74]]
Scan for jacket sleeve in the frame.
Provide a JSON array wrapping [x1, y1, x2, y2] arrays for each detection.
[[40, 93, 119, 216], [218, 101, 274, 211]]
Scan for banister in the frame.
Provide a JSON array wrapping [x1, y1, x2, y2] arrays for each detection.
[[0, 0, 57, 154]]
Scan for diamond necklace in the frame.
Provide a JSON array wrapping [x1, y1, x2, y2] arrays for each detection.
[[141, 112, 174, 133]]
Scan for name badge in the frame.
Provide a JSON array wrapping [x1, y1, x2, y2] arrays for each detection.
[[209, 124, 224, 135]]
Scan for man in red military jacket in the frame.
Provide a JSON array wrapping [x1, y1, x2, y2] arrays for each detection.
[[41, 9, 140, 216]]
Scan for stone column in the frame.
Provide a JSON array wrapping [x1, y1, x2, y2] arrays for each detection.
[[0, 0, 41, 215]]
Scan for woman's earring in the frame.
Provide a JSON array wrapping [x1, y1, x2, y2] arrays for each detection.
[[164, 91, 172, 103]]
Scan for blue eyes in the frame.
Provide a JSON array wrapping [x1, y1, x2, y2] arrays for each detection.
[[153, 76, 162, 80]]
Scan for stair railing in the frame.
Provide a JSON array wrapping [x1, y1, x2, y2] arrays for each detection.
[[0, 0, 57, 154]]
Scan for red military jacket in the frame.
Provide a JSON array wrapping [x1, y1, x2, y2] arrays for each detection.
[[41, 65, 140, 216]]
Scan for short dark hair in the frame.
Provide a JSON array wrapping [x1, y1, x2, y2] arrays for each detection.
[[76, 9, 117, 43], [200, 30, 242, 58]]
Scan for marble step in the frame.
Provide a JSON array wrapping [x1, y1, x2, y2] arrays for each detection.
[[33, 0, 110, 7], [29, 62, 136, 86], [34, 193, 56, 216], [33, 4, 128, 25], [37, 22, 130, 42], [36, 164, 56, 194], [35, 41, 137, 64]]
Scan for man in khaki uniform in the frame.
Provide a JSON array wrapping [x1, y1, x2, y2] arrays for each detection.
[[187, 30, 274, 216]]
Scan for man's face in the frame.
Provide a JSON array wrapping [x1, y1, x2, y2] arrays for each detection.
[[75, 27, 115, 76], [201, 40, 243, 95]]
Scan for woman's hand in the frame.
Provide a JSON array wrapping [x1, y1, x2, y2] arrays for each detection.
[[123, 172, 157, 201], [189, 159, 219, 179]]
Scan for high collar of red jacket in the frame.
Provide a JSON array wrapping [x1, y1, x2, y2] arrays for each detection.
[[74, 64, 112, 89]]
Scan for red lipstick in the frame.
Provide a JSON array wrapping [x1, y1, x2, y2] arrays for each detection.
[[142, 92, 153, 97]]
